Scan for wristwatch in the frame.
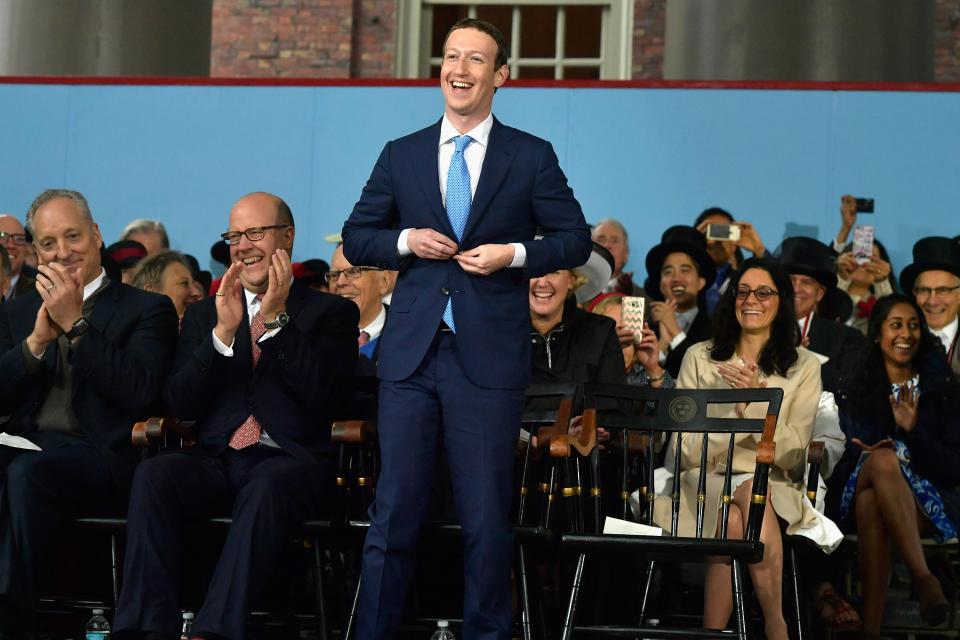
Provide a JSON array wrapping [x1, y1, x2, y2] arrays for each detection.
[[64, 317, 90, 341], [263, 311, 289, 331]]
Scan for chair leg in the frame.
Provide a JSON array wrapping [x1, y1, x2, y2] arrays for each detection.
[[787, 542, 803, 640], [109, 532, 120, 612], [731, 557, 749, 640], [313, 542, 329, 640], [637, 559, 656, 625], [517, 545, 533, 640], [561, 553, 587, 640], [345, 574, 362, 640]]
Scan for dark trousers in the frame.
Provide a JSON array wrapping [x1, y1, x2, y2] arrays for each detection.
[[357, 332, 525, 640], [114, 445, 332, 640], [0, 432, 121, 637]]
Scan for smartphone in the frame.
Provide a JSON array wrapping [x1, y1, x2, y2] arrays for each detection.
[[853, 225, 875, 265], [854, 198, 875, 214], [622, 296, 645, 334], [705, 223, 741, 242]]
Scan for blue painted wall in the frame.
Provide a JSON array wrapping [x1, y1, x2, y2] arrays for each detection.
[[1, 83, 957, 281]]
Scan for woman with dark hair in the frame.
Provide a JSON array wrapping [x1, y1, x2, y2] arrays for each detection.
[[830, 294, 960, 635], [656, 257, 824, 640]]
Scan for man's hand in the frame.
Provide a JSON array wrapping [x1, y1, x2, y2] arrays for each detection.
[[36, 263, 84, 331], [407, 228, 458, 260], [735, 221, 765, 256], [837, 195, 857, 245], [214, 261, 245, 346], [26, 303, 62, 357], [260, 249, 292, 320], [650, 299, 680, 337], [454, 244, 515, 275]]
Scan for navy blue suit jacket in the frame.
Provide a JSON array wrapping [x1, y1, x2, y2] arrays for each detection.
[[342, 117, 591, 390], [164, 282, 359, 464], [0, 280, 179, 486]]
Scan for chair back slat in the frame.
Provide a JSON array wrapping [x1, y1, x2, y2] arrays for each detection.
[[695, 434, 710, 538], [645, 436, 656, 527], [670, 433, 683, 537], [719, 433, 736, 540]]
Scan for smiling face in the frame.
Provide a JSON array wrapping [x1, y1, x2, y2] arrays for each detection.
[[529, 270, 575, 326], [660, 251, 705, 311], [790, 273, 826, 319], [330, 244, 388, 328], [735, 267, 780, 336], [0, 215, 27, 276], [32, 197, 104, 287], [440, 27, 509, 132], [227, 193, 294, 293], [914, 269, 960, 331], [592, 222, 629, 276], [878, 302, 922, 369], [159, 260, 201, 318]]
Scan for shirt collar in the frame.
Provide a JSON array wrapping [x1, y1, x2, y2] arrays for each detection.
[[243, 288, 262, 307], [932, 316, 959, 349], [439, 113, 493, 149], [676, 306, 698, 332], [82, 268, 107, 301], [362, 304, 387, 340]]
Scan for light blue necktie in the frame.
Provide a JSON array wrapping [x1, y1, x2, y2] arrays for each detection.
[[442, 135, 473, 332]]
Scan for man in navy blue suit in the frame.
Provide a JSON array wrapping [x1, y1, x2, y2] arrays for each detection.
[[342, 18, 591, 640]]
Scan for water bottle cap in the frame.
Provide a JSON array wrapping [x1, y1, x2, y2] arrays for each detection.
[[183, 611, 195, 620], [437, 620, 449, 628]]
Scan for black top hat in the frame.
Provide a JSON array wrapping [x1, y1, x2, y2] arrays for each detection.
[[210, 240, 231, 268], [774, 237, 838, 289], [899, 236, 960, 294], [644, 225, 717, 300]]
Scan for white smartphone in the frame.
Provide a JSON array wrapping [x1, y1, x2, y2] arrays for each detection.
[[706, 223, 741, 242], [622, 296, 646, 334]]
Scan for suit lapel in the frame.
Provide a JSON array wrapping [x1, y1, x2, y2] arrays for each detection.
[[88, 279, 121, 338], [410, 120, 455, 238], [462, 117, 517, 243]]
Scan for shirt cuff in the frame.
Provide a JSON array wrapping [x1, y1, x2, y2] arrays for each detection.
[[508, 242, 527, 268], [832, 238, 846, 254], [669, 331, 687, 350], [259, 328, 280, 342], [397, 228, 413, 256], [21, 340, 45, 372], [212, 329, 235, 357]]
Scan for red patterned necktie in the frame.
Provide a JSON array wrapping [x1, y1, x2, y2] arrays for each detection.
[[229, 294, 266, 450]]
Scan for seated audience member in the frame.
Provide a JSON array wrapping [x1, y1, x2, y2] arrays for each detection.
[[694, 207, 769, 314], [643, 225, 715, 379], [120, 218, 169, 255], [591, 217, 645, 297], [776, 237, 865, 393], [128, 250, 202, 324], [180, 253, 211, 301], [105, 239, 148, 284], [0, 214, 35, 300], [327, 244, 389, 368], [899, 236, 960, 377], [113, 192, 358, 640], [830, 294, 959, 633], [0, 189, 178, 638], [589, 293, 674, 390], [657, 258, 822, 640]]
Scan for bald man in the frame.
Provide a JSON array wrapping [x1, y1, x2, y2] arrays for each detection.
[[114, 192, 358, 640], [0, 214, 34, 300]]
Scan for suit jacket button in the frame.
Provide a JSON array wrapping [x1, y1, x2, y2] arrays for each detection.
[[441, 287, 450, 296]]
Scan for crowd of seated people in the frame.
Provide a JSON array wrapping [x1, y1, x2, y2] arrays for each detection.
[[1, 189, 959, 640]]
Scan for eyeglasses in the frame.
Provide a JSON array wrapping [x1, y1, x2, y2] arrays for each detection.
[[324, 266, 383, 284], [0, 231, 26, 246], [220, 225, 290, 245], [913, 285, 960, 298], [735, 286, 779, 302]]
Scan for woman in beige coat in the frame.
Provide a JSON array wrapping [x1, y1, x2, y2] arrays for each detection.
[[656, 257, 822, 640]]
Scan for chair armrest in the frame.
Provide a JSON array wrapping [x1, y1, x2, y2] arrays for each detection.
[[331, 420, 377, 444], [745, 413, 778, 539], [131, 416, 191, 447], [806, 440, 825, 502]]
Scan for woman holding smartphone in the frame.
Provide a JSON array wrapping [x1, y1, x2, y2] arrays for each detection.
[[830, 294, 960, 635]]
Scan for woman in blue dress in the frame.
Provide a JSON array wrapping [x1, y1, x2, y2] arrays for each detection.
[[830, 294, 960, 635]]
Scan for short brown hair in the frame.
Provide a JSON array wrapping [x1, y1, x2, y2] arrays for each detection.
[[445, 18, 509, 69], [129, 250, 193, 292]]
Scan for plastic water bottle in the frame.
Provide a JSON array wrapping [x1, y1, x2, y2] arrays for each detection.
[[430, 620, 455, 640], [180, 611, 194, 640], [85, 608, 110, 640]]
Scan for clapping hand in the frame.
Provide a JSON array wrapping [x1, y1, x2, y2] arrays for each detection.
[[889, 383, 919, 432], [851, 437, 895, 452]]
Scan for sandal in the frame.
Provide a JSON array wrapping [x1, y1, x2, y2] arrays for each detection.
[[916, 573, 950, 626], [815, 586, 862, 629]]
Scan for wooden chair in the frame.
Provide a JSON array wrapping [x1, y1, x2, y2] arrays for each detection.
[[558, 383, 784, 640]]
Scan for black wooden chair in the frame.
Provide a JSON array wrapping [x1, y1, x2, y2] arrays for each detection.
[[557, 383, 784, 640]]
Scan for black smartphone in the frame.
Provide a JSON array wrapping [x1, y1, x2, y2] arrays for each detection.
[[855, 198, 875, 214]]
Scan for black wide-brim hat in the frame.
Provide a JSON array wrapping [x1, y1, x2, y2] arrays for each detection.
[[575, 242, 615, 304], [644, 225, 716, 301], [774, 236, 838, 289], [210, 239, 231, 268], [899, 236, 960, 294]]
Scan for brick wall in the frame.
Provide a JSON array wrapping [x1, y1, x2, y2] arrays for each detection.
[[935, 0, 960, 82], [352, 0, 395, 78], [632, 0, 666, 80]]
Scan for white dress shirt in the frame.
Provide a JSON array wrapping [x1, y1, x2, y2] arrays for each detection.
[[5, 273, 20, 300], [932, 316, 959, 355], [397, 113, 526, 268], [211, 288, 283, 448], [362, 304, 387, 341]]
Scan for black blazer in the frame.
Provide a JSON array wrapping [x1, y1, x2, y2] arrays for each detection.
[[662, 308, 712, 379], [0, 280, 179, 485], [165, 282, 359, 464], [806, 313, 867, 394]]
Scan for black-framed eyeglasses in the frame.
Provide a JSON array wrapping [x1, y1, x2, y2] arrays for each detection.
[[220, 225, 290, 245], [324, 266, 383, 284], [913, 285, 960, 298], [0, 231, 26, 246], [735, 286, 779, 301]]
